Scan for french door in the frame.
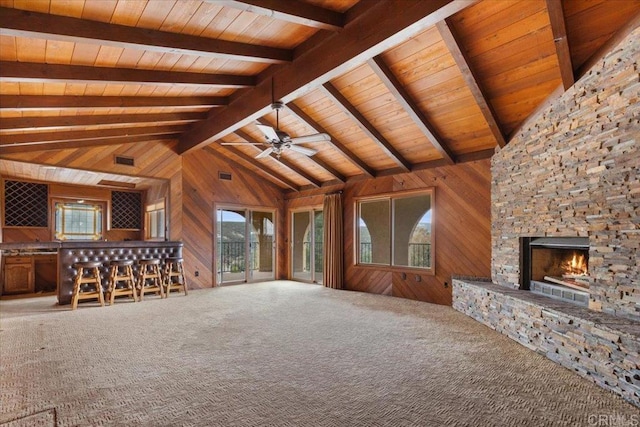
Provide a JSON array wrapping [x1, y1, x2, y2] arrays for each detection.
[[216, 207, 275, 285], [291, 209, 323, 284]]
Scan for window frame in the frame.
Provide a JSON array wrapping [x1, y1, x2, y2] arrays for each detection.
[[214, 203, 278, 286], [354, 189, 435, 274], [51, 197, 107, 241], [144, 198, 166, 241], [289, 206, 324, 284]]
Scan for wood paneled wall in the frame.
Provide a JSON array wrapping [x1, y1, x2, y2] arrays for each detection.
[[2, 144, 181, 230], [3, 140, 490, 305], [1, 179, 142, 242], [181, 148, 286, 289], [285, 159, 491, 305]]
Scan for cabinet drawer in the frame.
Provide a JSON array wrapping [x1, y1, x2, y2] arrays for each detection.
[[5, 256, 32, 264]]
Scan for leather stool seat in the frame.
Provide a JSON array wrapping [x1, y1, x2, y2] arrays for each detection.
[[107, 259, 137, 305], [71, 261, 105, 310], [163, 257, 188, 297], [137, 258, 165, 300]]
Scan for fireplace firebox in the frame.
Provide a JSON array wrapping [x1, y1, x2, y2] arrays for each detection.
[[520, 237, 590, 306]]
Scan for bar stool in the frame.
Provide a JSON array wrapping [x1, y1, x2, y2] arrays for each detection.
[[137, 258, 165, 300], [71, 261, 105, 310], [163, 257, 188, 297], [107, 259, 137, 305]]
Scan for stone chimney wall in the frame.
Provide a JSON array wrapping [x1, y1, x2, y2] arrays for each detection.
[[491, 26, 640, 319]]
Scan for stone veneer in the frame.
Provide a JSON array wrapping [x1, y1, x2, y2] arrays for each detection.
[[453, 278, 640, 407], [491, 26, 640, 319]]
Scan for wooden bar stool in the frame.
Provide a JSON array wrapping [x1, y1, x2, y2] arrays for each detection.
[[163, 257, 188, 297], [137, 258, 165, 300], [71, 261, 105, 310], [107, 259, 137, 305]]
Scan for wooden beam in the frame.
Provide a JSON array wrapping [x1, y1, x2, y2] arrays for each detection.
[[234, 129, 322, 188], [456, 148, 495, 163], [368, 55, 456, 164], [0, 125, 185, 147], [204, 145, 300, 191], [286, 102, 376, 178], [177, 0, 476, 153], [254, 119, 346, 183], [0, 112, 205, 132], [0, 7, 291, 64], [321, 82, 412, 172], [213, 0, 344, 31], [0, 61, 255, 88], [0, 95, 227, 110], [0, 134, 179, 154], [366, 148, 494, 178], [436, 19, 507, 148], [545, 0, 574, 90]]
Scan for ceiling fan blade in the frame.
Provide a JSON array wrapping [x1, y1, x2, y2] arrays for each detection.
[[256, 124, 279, 141], [288, 145, 317, 156], [255, 147, 274, 159], [289, 133, 330, 144], [220, 142, 262, 145]]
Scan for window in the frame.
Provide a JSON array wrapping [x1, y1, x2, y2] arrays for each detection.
[[357, 191, 433, 271], [145, 199, 166, 240], [54, 200, 105, 240]]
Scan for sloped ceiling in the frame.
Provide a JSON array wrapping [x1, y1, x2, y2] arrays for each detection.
[[1, 0, 639, 191]]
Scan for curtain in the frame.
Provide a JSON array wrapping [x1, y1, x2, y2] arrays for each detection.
[[323, 192, 343, 289]]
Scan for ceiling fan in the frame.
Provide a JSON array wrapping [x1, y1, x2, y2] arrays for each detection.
[[222, 101, 330, 159]]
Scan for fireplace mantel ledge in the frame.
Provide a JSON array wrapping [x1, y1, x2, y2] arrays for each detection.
[[453, 277, 639, 335], [452, 277, 639, 407]]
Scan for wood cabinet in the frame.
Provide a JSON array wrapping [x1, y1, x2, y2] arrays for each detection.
[[2, 256, 35, 294], [34, 255, 58, 293]]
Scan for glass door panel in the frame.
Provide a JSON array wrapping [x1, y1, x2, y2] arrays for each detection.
[[249, 211, 275, 281], [314, 211, 324, 284], [292, 211, 311, 281], [217, 209, 247, 284], [292, 210, 324, 283]]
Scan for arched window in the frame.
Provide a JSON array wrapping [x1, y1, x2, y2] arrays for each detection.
[[357, 190, 434, 271]]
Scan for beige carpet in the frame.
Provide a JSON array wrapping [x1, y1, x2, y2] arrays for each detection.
[[0, 281, 637, 426]]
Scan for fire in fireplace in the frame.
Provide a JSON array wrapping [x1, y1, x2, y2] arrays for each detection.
[[521, 237, 590, 306]]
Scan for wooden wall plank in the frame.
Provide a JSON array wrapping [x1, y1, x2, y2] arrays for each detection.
[[181, 147, 286, 288], [285, 158, 492, 305]]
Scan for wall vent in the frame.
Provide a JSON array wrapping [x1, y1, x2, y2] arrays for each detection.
[[114, 155, 135, 166], [97, 179, 136, 189], [219, 172, 232, 181]]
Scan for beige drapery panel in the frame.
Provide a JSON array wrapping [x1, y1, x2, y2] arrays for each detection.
[[323, 192, 343, 289]]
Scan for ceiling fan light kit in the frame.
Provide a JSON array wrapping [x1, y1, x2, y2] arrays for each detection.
[[222, 101, 330, 159]]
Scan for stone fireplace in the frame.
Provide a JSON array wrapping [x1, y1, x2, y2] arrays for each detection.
[[521, 237, 590, 306], [454, 24, 639, 407], [490, 22, 639, 317]]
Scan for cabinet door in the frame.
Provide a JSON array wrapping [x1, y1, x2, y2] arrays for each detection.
[[4, 262, 35, 294]]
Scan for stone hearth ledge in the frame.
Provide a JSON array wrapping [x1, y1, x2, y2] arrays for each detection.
[[452, 277, 640, 408]]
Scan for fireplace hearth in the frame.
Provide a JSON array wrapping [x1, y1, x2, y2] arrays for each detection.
[[521, 237, 590, 306]]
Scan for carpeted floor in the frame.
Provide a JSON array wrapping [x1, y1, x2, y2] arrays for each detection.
[[0, 281, 637, 426]]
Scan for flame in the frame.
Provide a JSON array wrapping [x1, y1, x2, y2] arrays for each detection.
[[563, 252, 588, 276]]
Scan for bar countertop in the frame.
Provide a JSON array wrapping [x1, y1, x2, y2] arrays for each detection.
[[1, 241, 184, 305], [0, 242, 61, 251], [0, 241, 181, 250]]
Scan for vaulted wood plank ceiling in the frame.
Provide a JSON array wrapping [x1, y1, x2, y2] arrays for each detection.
[[1, 0, 639, 191]]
